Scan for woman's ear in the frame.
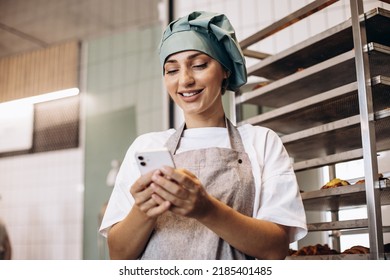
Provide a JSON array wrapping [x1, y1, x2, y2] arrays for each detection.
[[221, 78, 229, 95], [224, 70, 231, 79], [221, 70, 230, 95]]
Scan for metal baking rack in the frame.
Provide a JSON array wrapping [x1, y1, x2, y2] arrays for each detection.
[[236, 0, 390, 259]]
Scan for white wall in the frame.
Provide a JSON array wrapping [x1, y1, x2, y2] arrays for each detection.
[[0, 149, 84, 259], [0, 1, 165, 260]]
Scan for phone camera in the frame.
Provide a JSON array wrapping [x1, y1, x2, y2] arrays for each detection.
[[140, 162, 146, 166], [137, 156, 144, 160]]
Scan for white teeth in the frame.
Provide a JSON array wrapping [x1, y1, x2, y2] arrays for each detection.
[[182, 92, 197, 97]]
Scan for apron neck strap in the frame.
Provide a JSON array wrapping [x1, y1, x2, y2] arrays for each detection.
[[165, 122, 185, 155], [226, 118, 245, 152], [165, 117, 245, 155]]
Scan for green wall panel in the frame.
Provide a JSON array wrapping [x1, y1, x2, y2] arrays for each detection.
[[83, 106, 136, 259]]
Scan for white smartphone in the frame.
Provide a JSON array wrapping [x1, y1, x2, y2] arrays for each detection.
[[135, 147, 175, 174]]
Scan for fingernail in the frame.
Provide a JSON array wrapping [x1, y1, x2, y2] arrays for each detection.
[[152, 171, 159, 180], [161, 166, 170, 173]]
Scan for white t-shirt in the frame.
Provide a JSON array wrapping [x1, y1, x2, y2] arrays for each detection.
[[99, 124, 308, 243]]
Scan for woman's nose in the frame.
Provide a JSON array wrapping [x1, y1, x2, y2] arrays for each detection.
[[179, 68, 195, 87]]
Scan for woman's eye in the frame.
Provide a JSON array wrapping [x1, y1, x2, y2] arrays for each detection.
[[165, 69, 178, 75], [193, 63, 207, 69]]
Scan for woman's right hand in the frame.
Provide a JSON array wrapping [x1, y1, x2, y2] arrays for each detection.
[[108, 170, 170, 260], [130, 170, 171, 218]]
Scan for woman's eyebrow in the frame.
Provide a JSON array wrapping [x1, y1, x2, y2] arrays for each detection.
[[165, 52, 205, 64]]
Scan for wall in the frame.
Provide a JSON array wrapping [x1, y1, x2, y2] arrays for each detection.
[[0, 148, 83, 259], [0, 12, 165, 261], [83, 23, 166, 259], [84, 106, 136, 260], [0, 42, 82, 260]]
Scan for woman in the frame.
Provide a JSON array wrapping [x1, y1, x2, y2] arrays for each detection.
[[99, 11, 307, 260], [0, 218, 11, 260]]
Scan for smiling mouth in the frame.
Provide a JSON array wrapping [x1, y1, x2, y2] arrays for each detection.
[[179, 89, 203, 97]]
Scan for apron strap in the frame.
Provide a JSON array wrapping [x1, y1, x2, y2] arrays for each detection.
[[165, 117, 245, 155], [165, 122, 185, 155], [226, 118, 245, 152]]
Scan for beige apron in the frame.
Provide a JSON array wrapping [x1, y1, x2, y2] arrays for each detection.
[[140, 119, 256, 259]]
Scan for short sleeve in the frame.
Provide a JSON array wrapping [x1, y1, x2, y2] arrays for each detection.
[[243, 126, 308, 242], [98, 146, 139, 237]]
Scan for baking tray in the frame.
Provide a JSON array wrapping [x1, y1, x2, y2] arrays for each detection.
[[246, 7, 390, 79], [301, 179, 390, 211], [282, 108, 390, 162], [238, 76, 390, 134], [236, 43, 390, 108]]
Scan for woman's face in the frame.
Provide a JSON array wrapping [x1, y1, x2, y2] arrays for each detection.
[[163, 50, 228, 118]]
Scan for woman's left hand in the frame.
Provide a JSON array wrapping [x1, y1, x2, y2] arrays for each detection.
[[151, 167, 290, 260], [150, 166, 211, 219]]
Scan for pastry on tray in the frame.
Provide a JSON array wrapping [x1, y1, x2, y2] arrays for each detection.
[[321, 178, 350, 189], [290, 244, 339, 256], [342, 245, 369, 254], [290, 244, 372, 256], [354, 173, 384, 185]]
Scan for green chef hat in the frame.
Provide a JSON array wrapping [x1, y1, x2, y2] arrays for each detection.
[[159, 11, 247, 91]]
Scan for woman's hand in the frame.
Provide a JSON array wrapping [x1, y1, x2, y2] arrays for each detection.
[[130, 170, 171, 218], [150, 166, 212, 219], [108, 171, 170, 260], [147, 166, 289, 259]]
